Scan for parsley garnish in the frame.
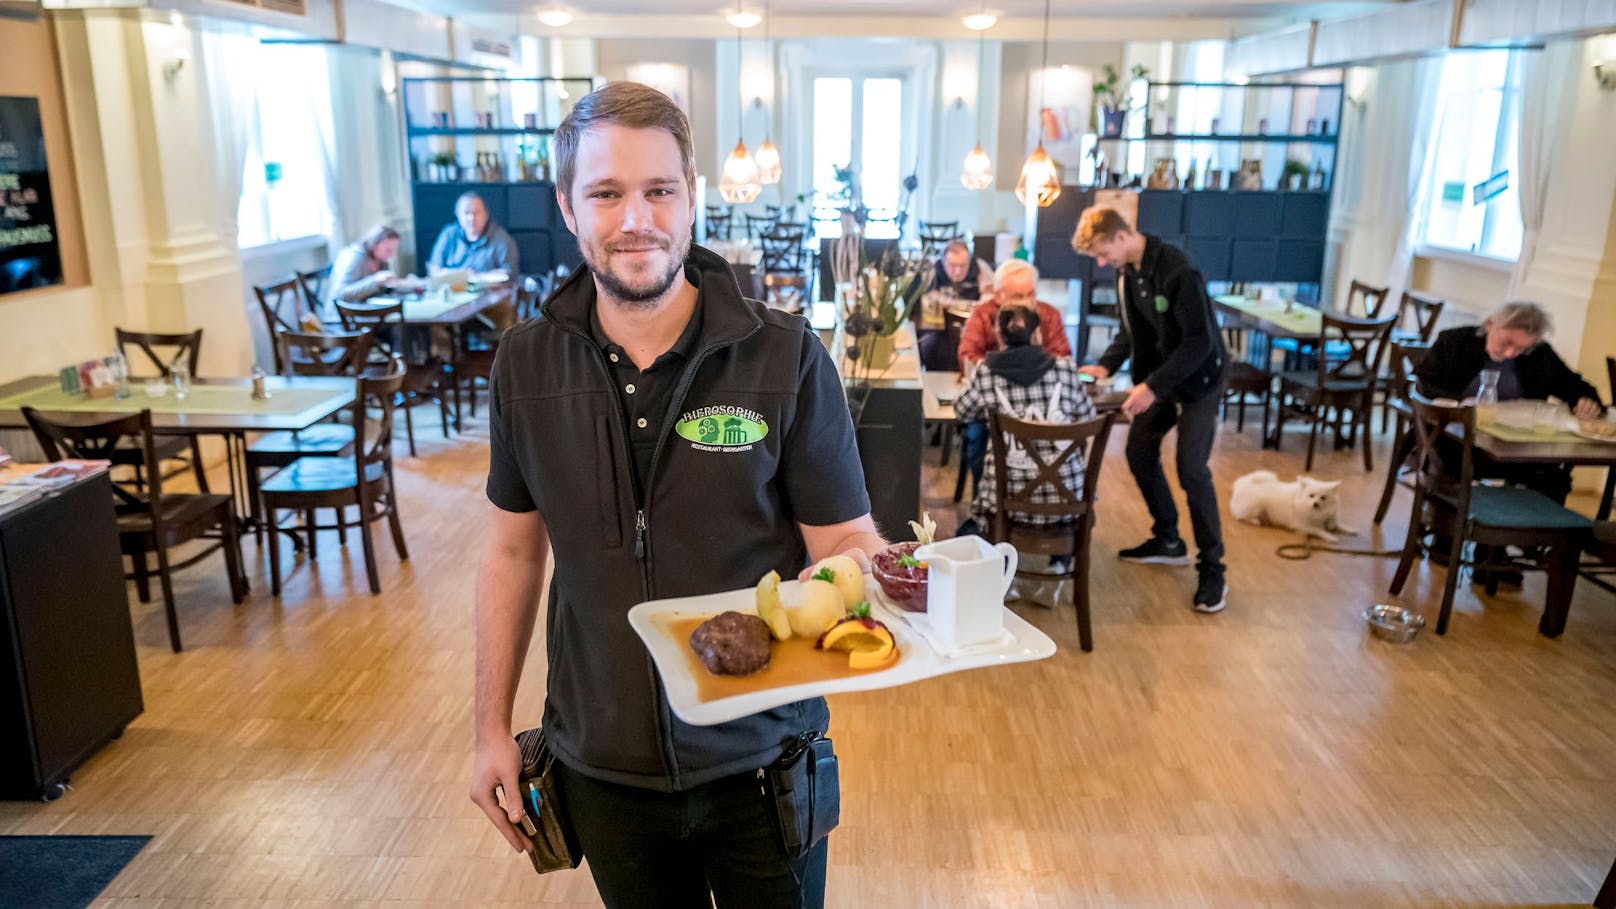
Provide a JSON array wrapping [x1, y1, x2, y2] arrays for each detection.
[[811, 567, 836, 583], [851, 601, 872, 619]]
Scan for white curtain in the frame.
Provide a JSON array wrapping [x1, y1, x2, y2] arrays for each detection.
[[301, 45, 347, 258], [199, 27, 257, 247], [1383, 55, 1444, 305], [1508, 44, 1575, 299]]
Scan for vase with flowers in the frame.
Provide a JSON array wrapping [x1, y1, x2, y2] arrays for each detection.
[[830, 222, 932, 425]]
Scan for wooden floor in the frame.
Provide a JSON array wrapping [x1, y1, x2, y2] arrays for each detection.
[[4, 405, 1615, 908]]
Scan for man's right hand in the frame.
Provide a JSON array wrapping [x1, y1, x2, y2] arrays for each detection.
[[1078, 364, 1110, 380], [470, 735, 533, 853]]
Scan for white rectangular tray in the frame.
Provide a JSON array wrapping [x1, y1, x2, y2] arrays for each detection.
[[626, 574, 1057, 726]]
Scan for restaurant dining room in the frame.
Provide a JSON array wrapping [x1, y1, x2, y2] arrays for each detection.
[[4, 0, 1616, 905]]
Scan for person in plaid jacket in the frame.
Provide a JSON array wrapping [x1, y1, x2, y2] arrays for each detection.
[[954, 304, 1094, 534]]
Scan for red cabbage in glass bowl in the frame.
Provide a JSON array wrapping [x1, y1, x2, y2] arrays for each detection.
[[871, 541, 928, 612]]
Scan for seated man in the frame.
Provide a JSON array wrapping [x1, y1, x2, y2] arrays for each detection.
[[954, 259, 1073, 502], [428, 191, 519, 276], [932, 240, 994, 302], [328, 224, 401, 308], [1415, 300, 1603, 504], [915, 241, 995, 371]]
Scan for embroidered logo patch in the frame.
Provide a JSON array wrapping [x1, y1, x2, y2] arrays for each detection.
[[675, 405, 769, 452], [1153, 294, 1170, 313]]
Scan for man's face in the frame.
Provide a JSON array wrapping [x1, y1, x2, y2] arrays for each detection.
[[1084, 232, 1130, 269], [457, 198, 489, 240], [557, 124, 694, 307], [998, 272, 1036, 307], [1484, 321, 1538, 361], [943, 248, 971, 284]]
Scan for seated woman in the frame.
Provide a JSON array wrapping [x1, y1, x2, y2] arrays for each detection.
[[329, 224, 402, 307], [1415, 300, 1603, 504], [953, 304, 1095, 538]]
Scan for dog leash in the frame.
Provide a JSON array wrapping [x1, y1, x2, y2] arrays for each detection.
[[1274, 541, 1405, 561]]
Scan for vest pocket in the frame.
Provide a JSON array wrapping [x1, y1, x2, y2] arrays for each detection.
[[595, 415, 623, 548]]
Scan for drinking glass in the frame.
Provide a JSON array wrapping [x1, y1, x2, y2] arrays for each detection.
[[172, 362, 191, 400], [1532, 401, 1561, 436]]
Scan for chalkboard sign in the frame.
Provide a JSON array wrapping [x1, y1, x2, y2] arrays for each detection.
[[0, 97, 63, 295]]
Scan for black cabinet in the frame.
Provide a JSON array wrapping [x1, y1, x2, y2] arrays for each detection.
[[855, 382, 923, 543], [410, 182, 581, 278], [0, 473, 142, 800]]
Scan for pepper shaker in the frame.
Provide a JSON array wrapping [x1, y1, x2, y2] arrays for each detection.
[[251, 366, 271, 401]]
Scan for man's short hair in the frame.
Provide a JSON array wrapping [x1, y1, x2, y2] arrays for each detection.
[[1484, 301, 1552, 339], [943, 240, 971, 259], [1072, 206, 1132, 253], [994, 259, 1039, 288], [455, 191, 485, 209], [554, 81, 697, 204]]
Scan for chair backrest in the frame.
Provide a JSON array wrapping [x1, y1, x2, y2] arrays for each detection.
[[943, 307, 970, 358], [298, 264, 333, 311], [355, 355, 407, 475], [760, 225, 808, 274], [255, 276, 315, 373], [276, 329, 374, 377], [1315, 311, 1396, 387], [1346, 279, 1390, 318], [1387, 339, 1432, 405], [1397, 290, 1446, 341], [705, 212, 732, 242], [334, 301, 405, 358], [745, 213, 780, 241], [987, 410, 1117, 526], [1406, 391, 1476, 514], [115, 328, 203, 378], [514, 274, 544, 322], [22, 407, 162, 513], [918, 220, 961, 260]]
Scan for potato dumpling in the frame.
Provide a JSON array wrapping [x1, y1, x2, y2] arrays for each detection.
[[809, 554, 865, 610], [754, 570, 791, 641], [787, 579, 846, 638]]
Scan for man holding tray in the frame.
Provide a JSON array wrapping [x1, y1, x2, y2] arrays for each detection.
[[470, 82, 885, 908]]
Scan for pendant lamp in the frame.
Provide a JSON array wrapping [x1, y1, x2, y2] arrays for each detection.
[[718, 23, 762, 204], [960, 11, 993, 190], [753, 1, 782, 184], [1016, 0, 1061, 207]]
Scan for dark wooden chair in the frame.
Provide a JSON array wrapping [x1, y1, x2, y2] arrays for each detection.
[[254, 276, 318, 374], [1603, 356, 1616, 521], [1595, 855, 1616, 909], [940, 307, 971, 487], [261, 356, 409, 597], [918, 220, 961, 260], [760, 224, 810, 310], [297, 264, 333, 314], [454, 275, 546, 420], [22, 407, 245, 652], [114, 328, 210, 492], [276, 329, 375, 378], [1389, 392, 1592, 636], [1378, 291, 1446, 431], [334, 301, 455, 448], [1347, 279, 1391, 318], [1374, 340, 1432, 524], [1272, 311, 1396, 471], [745, 213, 779, 241], [704, 205, 732, 242], [987, 409, 1119, 652]]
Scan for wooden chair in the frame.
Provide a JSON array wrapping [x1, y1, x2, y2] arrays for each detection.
[[261, 356, 409, 597], [276, 329, 375, 378], [760, 224, 810, 310], [1374, 340, 1433, 524], [297, 264, 333, 313], [744, 213, 779, 241], [987, 409, 1119, 652], [1595, 855, 1616, 909], [939, 307, 971, 481], [1346, 279, 1391, 318], [1389, 392, 1591, 636], [1603, 355, 1616, 521], [704, 205, 732, 241], [114, 328, 210, 493], [1378, 291, 1446, 431], [1272, 311, 1396, 471], [254, 276, 317, 374], [22, 407, 245, 652], [332, 303, 452, 453], [918, 220, 961, 260], [454, 275, 545, 420]]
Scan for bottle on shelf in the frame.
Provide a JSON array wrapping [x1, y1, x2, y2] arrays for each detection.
[[1309, 160, 1327, 191], [1185, 159, 1198, 191]]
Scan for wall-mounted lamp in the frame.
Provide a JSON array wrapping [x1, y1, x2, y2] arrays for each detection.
[[1595, 61, 1616, 91], [163, 48, 189, 82]]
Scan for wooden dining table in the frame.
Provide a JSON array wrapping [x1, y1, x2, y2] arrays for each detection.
[[353, 283, 514, 431], [0, 374, 355, 529]]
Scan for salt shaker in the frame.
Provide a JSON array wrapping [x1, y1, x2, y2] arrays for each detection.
[[251, 366, 271, 401]]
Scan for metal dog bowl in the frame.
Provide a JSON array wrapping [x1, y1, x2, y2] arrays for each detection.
[[1364, 605, 1426, 643]]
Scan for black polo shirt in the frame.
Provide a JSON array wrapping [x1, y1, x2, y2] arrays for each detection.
[[588, 280, 705, 492]]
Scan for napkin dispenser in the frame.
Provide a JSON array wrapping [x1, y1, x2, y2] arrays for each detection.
[[913, 535, 1016, 649]]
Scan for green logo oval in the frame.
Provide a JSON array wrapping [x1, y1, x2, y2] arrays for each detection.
[[676, 408, 768, 446]]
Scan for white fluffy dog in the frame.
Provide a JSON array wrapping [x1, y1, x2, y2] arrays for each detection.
[[1230, 470, 1357, 543]]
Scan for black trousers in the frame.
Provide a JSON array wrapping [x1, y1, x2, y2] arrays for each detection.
[[1124, 388, 1227, 574], [556, 760, 828, 909]]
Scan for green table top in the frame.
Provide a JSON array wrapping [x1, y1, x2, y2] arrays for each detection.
[[1477, 419, 1584, 445], [1215, 295, 1323, 337], [0, 383, 338, 416]]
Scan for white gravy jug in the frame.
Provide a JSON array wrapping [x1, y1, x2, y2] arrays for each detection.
[[913, 535, 1017, 649]]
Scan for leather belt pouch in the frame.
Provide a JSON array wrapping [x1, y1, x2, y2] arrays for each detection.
[[761, 731, 840, 861], [514, 727, 582, 874]]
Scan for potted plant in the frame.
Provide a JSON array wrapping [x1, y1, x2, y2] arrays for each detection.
[[429, 152, 459, 183], [1280, 158, 1309, 191], [830, 227, 931, 424], [1091, 64, 1125, 137]]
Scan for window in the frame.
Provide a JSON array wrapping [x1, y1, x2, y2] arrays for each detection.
[[809, 73, 905, 240], [1419, 49, 1523, 260], [216, 41, 335, 249]]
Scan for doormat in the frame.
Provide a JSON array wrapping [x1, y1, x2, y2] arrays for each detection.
[[0, 835, 151, 909]]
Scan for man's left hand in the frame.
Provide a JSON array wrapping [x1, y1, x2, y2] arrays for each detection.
[[1122, 383, 1157, 416], [1573, 397, 1602, 420]]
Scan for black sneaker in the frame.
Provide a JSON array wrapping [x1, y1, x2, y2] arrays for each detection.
[[1193, 571, 1227, 614], [1118, 536, 1190, 565]]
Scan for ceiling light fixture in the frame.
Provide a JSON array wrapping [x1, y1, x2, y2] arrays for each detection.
[[726, 8, 762, 29], [961, 10, 997, 31], [537, 7, 573, 27], [1015, 0, 1061, 208], [753, 0, 782, 184], [960, 4, 993, 191], [719, 22, 762, 204]]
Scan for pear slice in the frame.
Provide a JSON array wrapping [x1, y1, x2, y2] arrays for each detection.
[[754, 570, 791, 641]]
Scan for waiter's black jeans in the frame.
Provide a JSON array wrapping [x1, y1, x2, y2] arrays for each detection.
[[1125, 388, 1227, 575]]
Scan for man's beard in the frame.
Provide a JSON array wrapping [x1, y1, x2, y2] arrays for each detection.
[[586, 232, 692, 308]]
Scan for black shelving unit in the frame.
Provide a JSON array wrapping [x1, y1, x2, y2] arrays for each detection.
[[401, 76, 595, 276]]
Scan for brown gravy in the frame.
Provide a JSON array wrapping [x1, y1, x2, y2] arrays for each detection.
[[663, 615, 900, 703]]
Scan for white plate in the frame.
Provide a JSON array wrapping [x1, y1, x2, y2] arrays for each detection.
[[627, 575, 1057, 726], [470, 270, 510, 285], [1571, 425, 1616, 444]]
